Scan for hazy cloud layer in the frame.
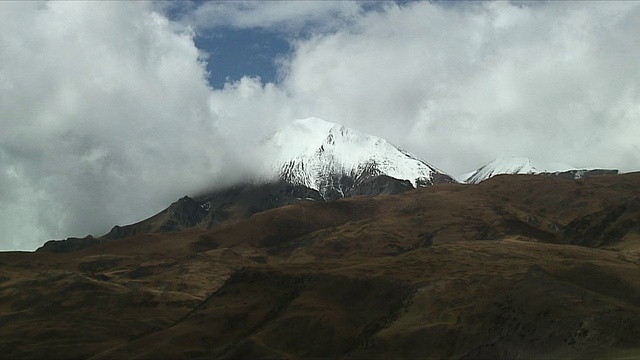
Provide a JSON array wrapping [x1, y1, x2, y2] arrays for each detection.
[[2, 1, 640, 250], [179, 1, 366, 36]]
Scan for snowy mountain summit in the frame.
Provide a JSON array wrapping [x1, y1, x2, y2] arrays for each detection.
[[267, 117, 456, 199], [463, 156, 618, 184], [463, 157, 540, 184]]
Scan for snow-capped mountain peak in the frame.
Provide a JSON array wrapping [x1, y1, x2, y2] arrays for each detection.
[[267, 117, 456, 198], [462, 156, 614, 184], [463, 157, 539, 184]]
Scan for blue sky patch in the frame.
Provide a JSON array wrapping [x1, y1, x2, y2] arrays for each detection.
[[195, 29, 291, 89]]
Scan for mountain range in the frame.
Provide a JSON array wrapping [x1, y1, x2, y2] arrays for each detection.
[[2, 117, 639, 359], [37, 118, 620, 251]]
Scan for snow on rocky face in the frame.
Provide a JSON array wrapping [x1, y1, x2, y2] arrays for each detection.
[[266, 117, 456, 198]]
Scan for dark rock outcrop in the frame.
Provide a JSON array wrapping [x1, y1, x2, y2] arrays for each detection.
[[301, 173, 426, 200], [36, 235, 103, 253], [103, 196, 209, 240], [350, 174, 414, 196]]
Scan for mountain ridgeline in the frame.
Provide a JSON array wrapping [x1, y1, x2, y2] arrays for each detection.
[[40, 117, 459, 249], [39, 120, 619, 250]]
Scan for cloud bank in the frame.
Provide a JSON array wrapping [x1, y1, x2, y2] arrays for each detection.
[[0, 2, 244, 250], [205, 1, 640, 175], [178, 1, 366, 36], [2, 1, 640, 250]]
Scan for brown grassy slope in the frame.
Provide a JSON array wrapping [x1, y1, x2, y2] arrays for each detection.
[[93, 239, 640, 359], [1, 173, 640, 359]]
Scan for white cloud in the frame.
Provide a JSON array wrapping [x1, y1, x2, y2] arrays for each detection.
[[204, 1, 640, 175], [0, 2, 241, 250], [3, 1, 640, 250], [181, 1, 365, 35]]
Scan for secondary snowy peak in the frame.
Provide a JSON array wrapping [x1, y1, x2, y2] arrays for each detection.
[[268, 117, 456, 198], [464, 157, 539, 184], [463, 157, 617, 184]]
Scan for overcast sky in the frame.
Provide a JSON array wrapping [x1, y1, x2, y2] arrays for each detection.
[[1, 1, 639, 250]]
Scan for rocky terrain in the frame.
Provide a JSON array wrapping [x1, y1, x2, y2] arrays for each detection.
[[2, 173, 640, 359]]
